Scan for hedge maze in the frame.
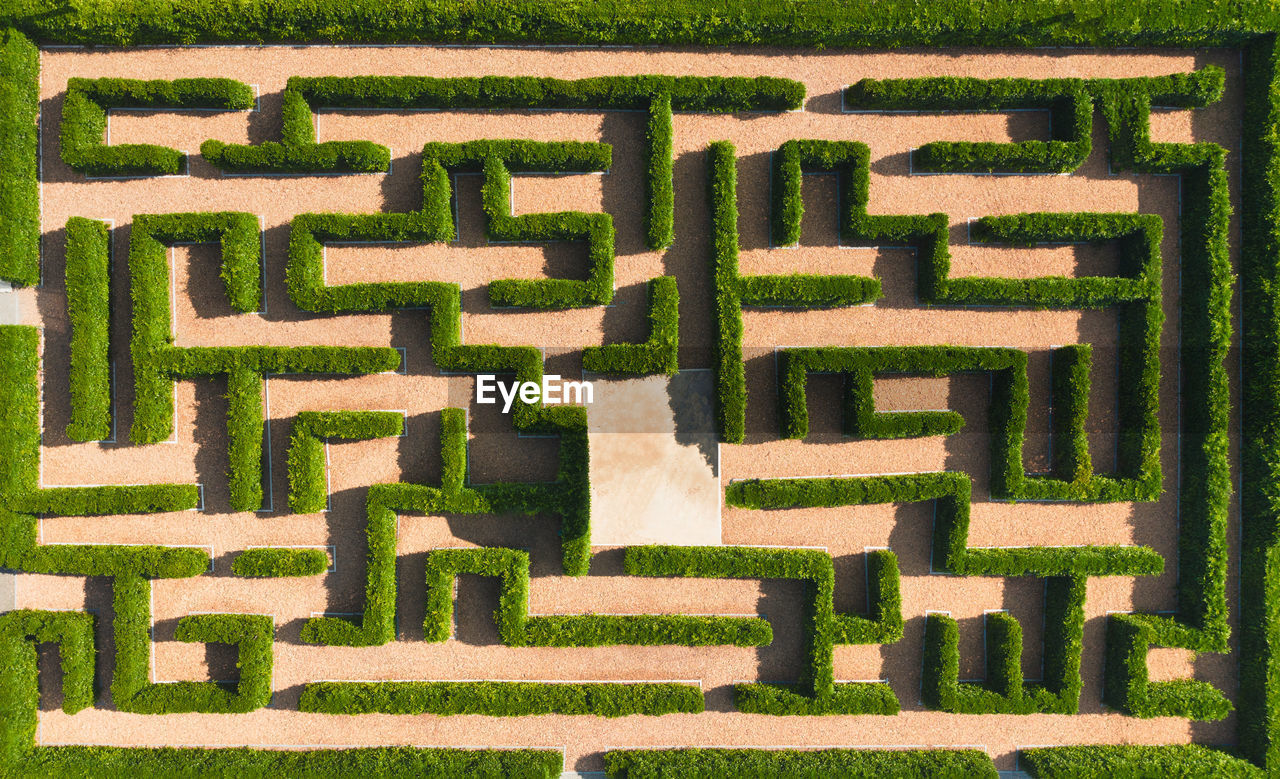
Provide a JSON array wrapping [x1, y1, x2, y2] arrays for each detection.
[[0, 3, 1277, 774]]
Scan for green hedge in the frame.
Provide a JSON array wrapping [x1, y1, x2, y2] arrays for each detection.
[[1021, 744, 1261, 778], [301, 407, 592, 646], [645, 94, 674, 248], [64, 217, 112, 441], [62, 77, 253, 177], [288, 410, 404, 513], [112, 576, 275, 714], [0, 32, 38, 287], [846, 76, 1093, 173], [709, 140, 745, 443], [129, 213, 399, 511], [0, 607, 559, 776], [625, 544, 901, 714], [300, 680, 704, 717], [1241, 35, 1280, 770], [922, 577, 1084, 714], [604, 748, 998, 778], [424, 546, 771, 647], [1103, 614, 1232, 720], [582, 276, 679, 375], [232, 547, 329, 577]]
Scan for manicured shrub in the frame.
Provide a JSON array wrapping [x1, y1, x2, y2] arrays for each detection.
[[645, 94, 674, 249], [845, 77, 1092, 173], [114, 576, 275, 714], [0, 32, 39, 287], [423, 547, 771, 647], [604, 748, 998, 778], [582, 276, 679, 375], [64, 217, 112, 442], [288, 410, 404, 513], [62, 77, 253, 177], [708, 141, 745, 443], [1021, 745, 1261, 778], [232, 547, 329, 577], [1104, 614, 1232, 720], [300, 680, 704, 717]]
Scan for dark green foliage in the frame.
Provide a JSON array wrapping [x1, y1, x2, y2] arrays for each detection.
[[625, 544, 901, 714], [288, 410, 404, 513], [0, 31, 38, 286], [12, 484, 199, 515], [923, 577, 1085, 714], [423, 547, 771, 647], [114, 577, 275, 714], [232, 547, 329, 577], [645, 94, 674, 248], [300, 680, 704, 717], [604, 748, 999, 778], [582, 276, 679, 375], [1241, 35, 1280, 770], [738, 274, 880, 308], [1104, 614, 1233, 721], [708, 141, 745, 443], [1021, 744, 1261, 778], [130, 212, 399, 512], [62, 77, 253, 176], [64, 217, 112, 441], [846, 76, 1093, 173]]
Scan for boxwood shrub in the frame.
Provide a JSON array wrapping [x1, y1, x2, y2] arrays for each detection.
[[64, 217, 112, 442], [288, 410, 404, 513], [300, 680, 704, 717], [62, 77, 253, 177], [232, 547, 329, 577], [0, 33, 38, 287], [582, 276, 679, 375], [604, 748, 998, 778]]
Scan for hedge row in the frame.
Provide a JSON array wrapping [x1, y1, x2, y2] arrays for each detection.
[[300, 680, 704, 717], [112, 575, 275, 713], [232, 547, 329, 577], [727, 471, 1163, 579], [1241, 35, 1280, 770], [64, 217, 112, 441], [300, 407, 591, 646], [288, 410, 404, 513], [922, 577, 1085, 714], [1084, 75, 1235, 723], [582, 276, 679, 375], [645, 94, 674, 248], [625, 544, 902, 714], [0, 606, 559, 776], [0, 327, 209, 577], [1, 610, 95, 766], [846, 76, 1093, 173], [1103, 614, 1233, 720], [603, 748, 998, 778], [708, 141, 745, 443], [62, 77, 253, 177], [424, 546, 771, 647], [0, 32, 38, 286], [130, 213, 399, 511], [480, 154, 614, 309], [1021, 745, 1261, 778]]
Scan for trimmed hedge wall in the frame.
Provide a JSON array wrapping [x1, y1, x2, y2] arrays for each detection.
[[424, 546, 772, 647], [709, 141, 745, 443], [130, 212, 399, 512], [582, 276, 679, 375], [922, 577, 1085, 714], [625, 544, 902, 714], [64, 217, 112, 442], [62, 77, 253, 177], [288, 410, 404, 513], [1103, 614, 1233, 720], [846, 76, 1093, 173], [112, 576, 275, 714], [604, 748, 999, 778], [301, 680, 704, 717], [1021, 744, 1261, 778], [0, 606, 559, 776], [300, 407, 592, 646], [0, 32, 38, 287], [232, 547, 329, 577]]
